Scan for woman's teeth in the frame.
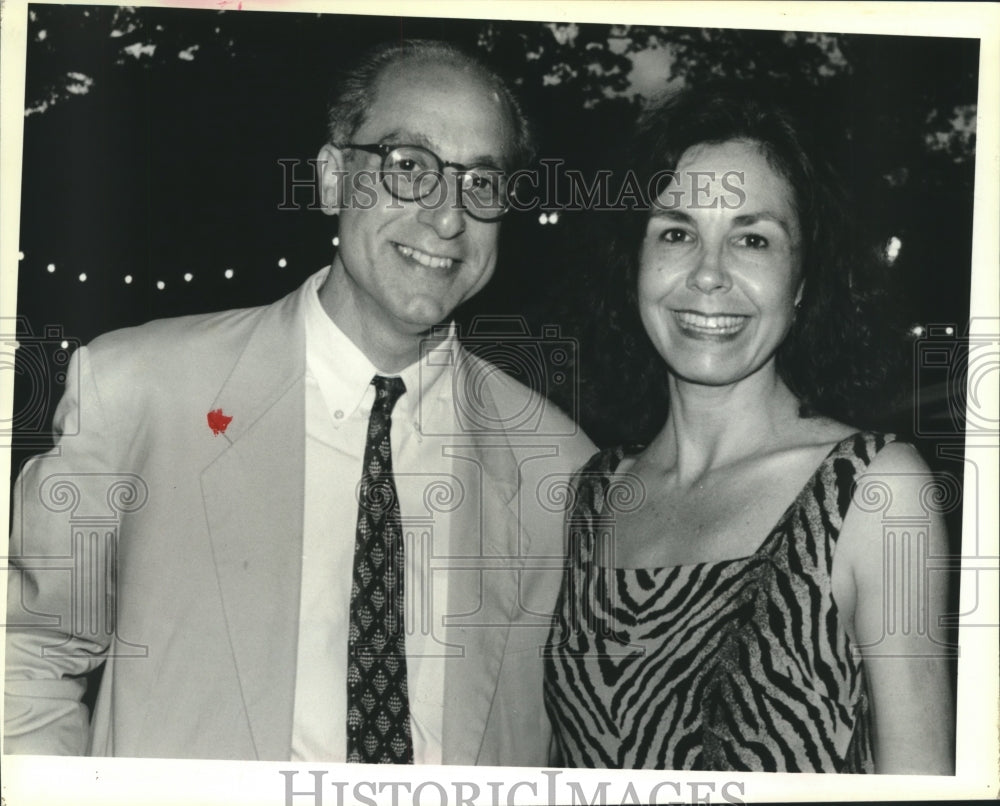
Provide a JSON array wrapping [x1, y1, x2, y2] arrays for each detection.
[[675, 311, 748, 334]]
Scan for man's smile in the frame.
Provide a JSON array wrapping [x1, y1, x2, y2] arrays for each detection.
[[394, 242, 457, 270]]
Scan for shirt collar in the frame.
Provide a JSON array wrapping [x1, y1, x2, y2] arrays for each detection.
[[304, 266, 457, 423]]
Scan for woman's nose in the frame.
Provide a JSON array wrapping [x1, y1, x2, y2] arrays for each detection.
[[686, 244, 731, 293]]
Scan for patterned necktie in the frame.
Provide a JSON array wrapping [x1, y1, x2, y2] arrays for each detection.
[[347, 374, 414, 763]]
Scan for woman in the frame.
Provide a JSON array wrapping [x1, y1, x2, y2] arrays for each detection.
[[543, 85, 955, 773]]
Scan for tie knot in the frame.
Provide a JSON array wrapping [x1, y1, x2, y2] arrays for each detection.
[[371, 375, 406, 415]]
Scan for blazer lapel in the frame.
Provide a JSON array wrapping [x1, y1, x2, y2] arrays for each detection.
[[440, 350, 522, 765], [200, 286, 307, 761]]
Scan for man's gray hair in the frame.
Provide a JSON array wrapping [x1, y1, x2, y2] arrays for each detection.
[[327, 39, 535, 171]]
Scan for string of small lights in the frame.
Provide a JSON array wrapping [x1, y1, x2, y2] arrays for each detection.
[[24, 253, 296, 290]]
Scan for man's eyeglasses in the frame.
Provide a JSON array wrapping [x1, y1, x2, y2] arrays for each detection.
[[339, 143, 510, 222]]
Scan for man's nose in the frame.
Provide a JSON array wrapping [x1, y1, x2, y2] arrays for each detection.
[[416, 172, 467, 239], [686, 243, 732, 293]]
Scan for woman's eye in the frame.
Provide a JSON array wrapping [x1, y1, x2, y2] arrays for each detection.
[[660, 228, 692, 244], [738, 233, 769, 249]]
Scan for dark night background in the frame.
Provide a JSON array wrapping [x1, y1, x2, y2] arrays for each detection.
[[9, 6, 979, 566]]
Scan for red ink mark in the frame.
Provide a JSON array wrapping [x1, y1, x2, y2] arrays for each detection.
[[207, 408, 233, 436]]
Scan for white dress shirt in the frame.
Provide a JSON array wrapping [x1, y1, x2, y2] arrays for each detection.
[[291, 268, 456, 762]]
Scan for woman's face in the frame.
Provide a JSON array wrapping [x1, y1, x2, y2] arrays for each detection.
[[637, 138, 804, 389]]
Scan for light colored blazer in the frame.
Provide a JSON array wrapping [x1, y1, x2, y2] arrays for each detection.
[[4, 274, 595, 763]]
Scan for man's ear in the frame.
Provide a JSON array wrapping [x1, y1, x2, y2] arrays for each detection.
[[317, 143, 346, 216]]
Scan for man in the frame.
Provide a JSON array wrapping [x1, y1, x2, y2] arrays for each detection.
[[4, 39, 595, 763]]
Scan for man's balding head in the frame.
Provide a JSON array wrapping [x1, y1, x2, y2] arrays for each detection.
[[326, 39, 534, 173]]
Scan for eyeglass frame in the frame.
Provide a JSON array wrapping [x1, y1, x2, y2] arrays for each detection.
[[337, 142, 511, 222]]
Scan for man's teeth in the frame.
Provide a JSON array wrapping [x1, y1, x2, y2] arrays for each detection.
[[675, 311, 747, 332], [396, 244, 454, 269]]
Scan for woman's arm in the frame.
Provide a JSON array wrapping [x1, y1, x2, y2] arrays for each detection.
[[837, 441, 956, 774]]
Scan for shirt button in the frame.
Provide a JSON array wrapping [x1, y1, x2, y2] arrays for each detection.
[[334, 409, 344, 419]]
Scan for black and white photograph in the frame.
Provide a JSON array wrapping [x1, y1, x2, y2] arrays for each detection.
[[1, 1, 997, 803]]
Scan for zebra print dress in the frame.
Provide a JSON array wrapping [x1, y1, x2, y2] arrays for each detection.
[[544, 431, 893, 772]]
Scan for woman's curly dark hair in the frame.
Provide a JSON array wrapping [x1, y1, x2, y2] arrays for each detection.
[[567, 81, 906, 446]]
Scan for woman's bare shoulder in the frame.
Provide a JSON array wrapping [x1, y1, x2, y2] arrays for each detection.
[[839, 438, 943, 564], [790, 415, 860, 447]]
